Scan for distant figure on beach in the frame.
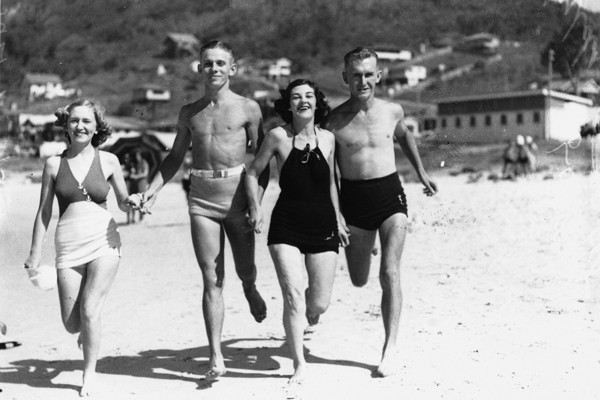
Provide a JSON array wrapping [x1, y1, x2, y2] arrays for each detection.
[[138, 40, 269, 380], [128, 150, 149, 223], [324, 47, 437, 377], [502, 139, 519, 179], [522, 135, 537, 175], [23, 99, 138, 396], [245, 79, 350, 386]]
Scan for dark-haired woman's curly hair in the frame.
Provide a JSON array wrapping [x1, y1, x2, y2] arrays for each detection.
[[54, 98, 112, 147], [273, 79, 330, 125]]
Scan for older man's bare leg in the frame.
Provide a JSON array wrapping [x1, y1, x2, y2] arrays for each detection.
[[375, 213, 408, 377]]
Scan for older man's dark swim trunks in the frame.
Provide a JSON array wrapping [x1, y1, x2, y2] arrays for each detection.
[[340, 172, 407, 231]]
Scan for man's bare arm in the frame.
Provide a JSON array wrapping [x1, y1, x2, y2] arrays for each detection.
[[143, 106, 192, 206]]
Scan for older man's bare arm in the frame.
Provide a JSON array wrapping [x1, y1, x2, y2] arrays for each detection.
[[392, 104, 437, 196]]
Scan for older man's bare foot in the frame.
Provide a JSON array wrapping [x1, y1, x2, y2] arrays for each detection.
[[79, 371, 96, 397], [243, 282, 267, 322]]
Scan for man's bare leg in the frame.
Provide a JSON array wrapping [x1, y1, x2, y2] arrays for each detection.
[[344, 226, 378, 287], [375, 213, 408, 377], [268, 244, 307, 384], [190, 215, 227, 379], [224, 216, 267, 322]]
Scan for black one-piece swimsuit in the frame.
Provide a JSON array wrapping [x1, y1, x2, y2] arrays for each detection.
[[267, 135, 339, 254]]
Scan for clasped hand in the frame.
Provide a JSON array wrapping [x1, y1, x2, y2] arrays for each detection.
[[126, 193, 152, 215]]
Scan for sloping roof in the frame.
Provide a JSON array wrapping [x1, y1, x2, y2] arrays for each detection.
[[550, 79, 600, 95], [436, 89, 593, 107], [165, 32, 199, 46], [24, 73, 62, 85]]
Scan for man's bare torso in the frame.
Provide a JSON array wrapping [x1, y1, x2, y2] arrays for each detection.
[[327, 99, 401, 180], [182, 92, 251, 170]]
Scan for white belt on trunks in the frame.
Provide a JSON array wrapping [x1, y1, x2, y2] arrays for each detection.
[[190, 164, 245, 179]]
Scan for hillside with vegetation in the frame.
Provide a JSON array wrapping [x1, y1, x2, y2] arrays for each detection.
[[1, 0, 599, 119]]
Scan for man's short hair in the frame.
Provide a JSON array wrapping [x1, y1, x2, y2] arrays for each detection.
[[200, 40, 235, 60], [344, 47, 379, 67]]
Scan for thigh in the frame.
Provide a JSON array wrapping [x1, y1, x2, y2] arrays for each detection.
[[81, 255, 120, 311], [269, 244, 305, 296], [190, 215, 225, 279], [378, 213, 408, 272], [305, 251, 338, 303], [344, 226, 378, 284], [223, 215, 254, 269], [57, 266, 86, 322]]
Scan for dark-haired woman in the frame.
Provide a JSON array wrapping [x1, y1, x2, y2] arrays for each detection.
[[245, 80, 350, 385], [24, 99, 138, 397]]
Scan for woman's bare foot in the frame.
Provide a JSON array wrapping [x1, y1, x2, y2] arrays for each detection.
[[288, 363, 306, 385], [284, 364, 306, 399], [204, 359, 227, 381], [79, 371, 96, 397], [374, 348, 400, 377]]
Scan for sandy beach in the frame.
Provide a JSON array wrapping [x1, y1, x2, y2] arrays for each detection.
[[1, 169, 600, 400]]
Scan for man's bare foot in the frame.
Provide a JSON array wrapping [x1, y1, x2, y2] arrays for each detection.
[[79, 371, 96, 397], [77, 334, 83, 350], [374, 350, 400, 377], [243, 282, 267, 322]]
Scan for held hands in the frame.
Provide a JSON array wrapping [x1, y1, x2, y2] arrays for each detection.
[[247, 206, 264, 234], [127, 193, 152, 215], [338, 216, 351, 247]]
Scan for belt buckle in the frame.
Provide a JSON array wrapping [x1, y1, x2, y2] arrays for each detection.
[[214, 170, 227, 178]]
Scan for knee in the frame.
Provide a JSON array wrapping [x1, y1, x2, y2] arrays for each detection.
[[62, 318, 80, 334], [282, 286, 305, 314], [379, 267, 401, 288], [307, 299, 329, 315], [350, 275, 369, 288], [79, 303, 100, 324]]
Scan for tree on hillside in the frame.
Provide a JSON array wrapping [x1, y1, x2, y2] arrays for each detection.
[[541, 9, 600, 89]]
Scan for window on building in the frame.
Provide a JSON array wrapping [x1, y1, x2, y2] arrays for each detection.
[[441, 118, 447, 128], [455, 117, 461, 128], [424, 118, 437, 130], [470, 116, 476, 127], [500, 114, 507, 125], [485, 115, 492, 126], [533, 112, 540, 123], [516, 113, 523, 124]]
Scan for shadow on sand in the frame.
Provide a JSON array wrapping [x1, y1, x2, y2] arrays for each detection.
[[0, 337, 374, 393]]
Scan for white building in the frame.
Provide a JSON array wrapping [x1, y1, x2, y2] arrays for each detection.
[[265, 58, 291, 80], [434, 90, 597, 143], [23, 73, 78, 102], [374, 47, 412, 62]]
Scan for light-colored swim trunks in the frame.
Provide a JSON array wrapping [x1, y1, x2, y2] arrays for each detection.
[[188, 164, 248, 220]]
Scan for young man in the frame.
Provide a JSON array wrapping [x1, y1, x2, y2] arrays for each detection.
[[324, 47, 437, 377], [140, 40, 268, 379]]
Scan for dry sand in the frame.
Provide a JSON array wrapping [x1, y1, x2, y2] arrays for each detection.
[[1, 169, 600, 400]]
